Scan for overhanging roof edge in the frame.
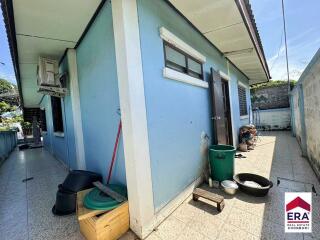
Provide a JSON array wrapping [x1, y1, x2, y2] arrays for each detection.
[[235, 0, 271, 82]]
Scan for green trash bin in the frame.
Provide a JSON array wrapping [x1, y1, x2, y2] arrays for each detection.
[[209, 144, 236, 181]]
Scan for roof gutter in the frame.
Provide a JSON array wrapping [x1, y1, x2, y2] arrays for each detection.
[[1, 0, 24, 107], [235, 0, 271, 83]]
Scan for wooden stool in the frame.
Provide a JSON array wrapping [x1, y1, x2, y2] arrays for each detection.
[[192, 188, 225, 212]]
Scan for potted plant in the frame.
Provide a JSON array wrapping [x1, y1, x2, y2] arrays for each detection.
[[21, 121, 32, 136]]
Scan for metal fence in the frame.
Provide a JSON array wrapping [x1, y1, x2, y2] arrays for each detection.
[[0, 131, 17, 163]]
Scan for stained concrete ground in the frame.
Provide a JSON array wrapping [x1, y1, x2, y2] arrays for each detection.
[[0, 131, 319, 240]]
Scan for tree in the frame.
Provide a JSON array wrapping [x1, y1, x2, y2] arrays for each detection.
[[0, 78, 15, 94], [0, 101, 11, 115]]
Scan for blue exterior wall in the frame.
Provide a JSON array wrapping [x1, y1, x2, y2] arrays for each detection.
[[137, 0, 251, 210], [40, 3, 126, 185], [76, 3, 126, 185]]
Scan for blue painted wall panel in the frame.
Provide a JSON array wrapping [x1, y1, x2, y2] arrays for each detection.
[[76, 4, 126, 185], [59, 58, 77, 169], [137, 0, 251, 210]]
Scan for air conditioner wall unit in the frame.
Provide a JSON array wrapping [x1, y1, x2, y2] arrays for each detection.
[[37, 57, 59, 87]]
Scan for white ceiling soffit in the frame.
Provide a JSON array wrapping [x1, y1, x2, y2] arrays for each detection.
[[13, 0, 101, 107], [168, 0, 270, 85]]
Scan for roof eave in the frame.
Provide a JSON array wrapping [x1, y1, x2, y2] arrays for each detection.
[[235, 0, 271, 84]]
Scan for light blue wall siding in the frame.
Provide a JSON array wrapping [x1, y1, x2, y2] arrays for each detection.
[[76, 3, 126, 185], [59, 58, 78, 169], [137, 0, 251, 210]]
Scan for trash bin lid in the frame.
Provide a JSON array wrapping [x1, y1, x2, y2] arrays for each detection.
[[209, 144, 235, 152], [84, 184, 127, 210]]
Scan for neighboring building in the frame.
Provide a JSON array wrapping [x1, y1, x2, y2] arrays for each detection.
[[291, 48, 320, 180], [2, 0, 270, 238]]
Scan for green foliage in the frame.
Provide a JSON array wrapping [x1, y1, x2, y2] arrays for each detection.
[[0, 115, 24, 132], [250, 80, 297, 93], [0, 79, 22, 130], [21, 121, 31, 130], [0, 101, 11, 114], [0, 78, 16, 94], [0, 126, 9, 131]]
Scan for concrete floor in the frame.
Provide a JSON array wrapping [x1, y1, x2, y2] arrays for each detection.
[[0, 131, 319, 240], [0, 148, 84, 240]]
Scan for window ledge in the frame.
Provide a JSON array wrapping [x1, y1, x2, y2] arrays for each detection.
[[240, 115, 249, 120], [54, 132, 64, 137], [163, 67, 208, 88]]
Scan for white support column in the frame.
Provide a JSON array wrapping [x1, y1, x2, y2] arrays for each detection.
[[67, 49, 86, 170], [111, 0, 155, 238]]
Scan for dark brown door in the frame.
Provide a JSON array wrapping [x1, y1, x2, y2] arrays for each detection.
[[210, 68, 233, 145]]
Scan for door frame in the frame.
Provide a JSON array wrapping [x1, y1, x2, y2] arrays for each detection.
[[219, 70, 237, 147]]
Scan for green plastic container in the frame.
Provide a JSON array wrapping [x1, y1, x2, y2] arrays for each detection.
[[209, 144, 236, 181], [84, 184, 127, 210]]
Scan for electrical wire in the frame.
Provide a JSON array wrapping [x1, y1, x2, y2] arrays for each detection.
[[269, 29, 284, 71]]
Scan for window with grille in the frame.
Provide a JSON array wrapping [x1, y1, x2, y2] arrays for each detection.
[[238, 85, 248, 116], [163, 42, 203, 80], [39, 109, 47, 132], [51, 96, 64, 132]]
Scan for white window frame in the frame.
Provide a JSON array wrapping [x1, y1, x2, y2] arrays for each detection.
[[160, 27, 208, 88]]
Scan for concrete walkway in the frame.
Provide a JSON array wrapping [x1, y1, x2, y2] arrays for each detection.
[[131, 131, 319, 240], [0, 132, 319, 239], [0, 148, 84, 240]]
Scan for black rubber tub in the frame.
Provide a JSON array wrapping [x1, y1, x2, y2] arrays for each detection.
[[61, 170, 102, 192], [52, 170, 102, 216], [233, 173, 273, 197], [52, 187, 76, 216]]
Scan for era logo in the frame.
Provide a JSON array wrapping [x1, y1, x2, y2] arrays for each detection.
[[287, 212, 309, 221], [285, 192, 312, 233]]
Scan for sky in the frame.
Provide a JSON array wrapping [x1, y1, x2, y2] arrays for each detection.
[[0, 2, 16, 84], [250, 0, 320, 80], [0, 1, 319, 84]]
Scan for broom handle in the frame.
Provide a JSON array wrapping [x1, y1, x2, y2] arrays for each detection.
[[107, 120, 122, 184]]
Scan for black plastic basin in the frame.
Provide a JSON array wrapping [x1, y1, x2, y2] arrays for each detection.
[[61, 170, 102, 192], [233, 173, 273, 197], [52, 187, 76, 216]]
